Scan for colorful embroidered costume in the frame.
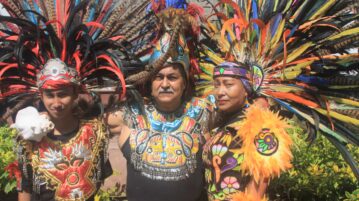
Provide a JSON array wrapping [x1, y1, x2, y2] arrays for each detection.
[[0, 1, 132, 200], [121, 97, 213, 201], [17, 119, 111, 201], [203, 105, 292, 201], [111, 2, 212, 200]]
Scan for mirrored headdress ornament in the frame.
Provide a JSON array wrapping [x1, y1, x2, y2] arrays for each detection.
[[36, 59, 79, 89]]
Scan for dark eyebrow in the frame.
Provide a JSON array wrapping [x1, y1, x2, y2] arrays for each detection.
[[222, 79, 234, 84], [43, 89, 67, 93]]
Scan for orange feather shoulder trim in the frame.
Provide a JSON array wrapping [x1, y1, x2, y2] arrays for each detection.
[[229, 191, 268, 201], [232, 104, 293, 183]]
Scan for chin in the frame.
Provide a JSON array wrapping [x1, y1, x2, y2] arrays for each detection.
[[218, 105, 234, 113], [49, 112, 70, 120], [49, 114, 64, 120], [157, 98, 174, 106], [156, 95, 175, 102]]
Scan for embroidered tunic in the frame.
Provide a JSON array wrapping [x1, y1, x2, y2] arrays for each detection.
[[17, 119, 112, 201], [203, 125, 250, 201], [122, 97, 213, 201], [203, 105, 293, 201]]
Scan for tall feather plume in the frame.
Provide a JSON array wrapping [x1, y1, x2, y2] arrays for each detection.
[[0, 0, 141, 118], [125, 3, 204, 85], [198, 0, 359, 179]]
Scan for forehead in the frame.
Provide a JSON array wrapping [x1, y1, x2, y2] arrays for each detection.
[[214, 76, 241, 82], [156, 65, 182, 75], [41, 86, 74, 94]]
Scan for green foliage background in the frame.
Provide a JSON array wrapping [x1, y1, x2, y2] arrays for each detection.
[[0, 126, 17, 194], [268, 121, 359, 201]]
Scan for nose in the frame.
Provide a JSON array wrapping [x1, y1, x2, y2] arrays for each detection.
[[161, 77, 170, 88], [216, 85, 226, 98], [52, 97, 63, 109]]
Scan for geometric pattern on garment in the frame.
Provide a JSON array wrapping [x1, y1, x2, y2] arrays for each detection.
[[31, 120, 106, 201], [129, 97, 212, 181]]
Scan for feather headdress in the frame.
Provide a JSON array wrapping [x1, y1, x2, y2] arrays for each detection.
[[0, 0, 149, 120], [125, 1, 206, 85], [197, 0, 359, 179]]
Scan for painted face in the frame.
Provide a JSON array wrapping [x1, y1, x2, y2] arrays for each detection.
[[40, 86, 78, 120], [214, 76, 247, 114], [151, 65, 186, 112]]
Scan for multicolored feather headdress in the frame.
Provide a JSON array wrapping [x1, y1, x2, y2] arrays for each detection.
[[126, 3, 205, 85], [0, 0, 149, 120], [197, 0, 359, 179]]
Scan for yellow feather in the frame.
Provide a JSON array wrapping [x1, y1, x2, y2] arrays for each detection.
[[202, 49, 224, 65], [280, 61, 314, 80], [309, 0, 336, 20], [207, 21, 218, 33], [315, 108, 359, 126], [270, 20, 285, 48], [326, 27, 359, 41], [286, 42, 313, 63], [283, 0, 293, 13], [328, 86, 359, 89], [325, 96, 359, 107], [266, 85, 306, 93], [291, 1, 308, 23]]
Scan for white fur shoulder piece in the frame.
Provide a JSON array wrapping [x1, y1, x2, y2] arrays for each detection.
[[11, 106, 54, 142]]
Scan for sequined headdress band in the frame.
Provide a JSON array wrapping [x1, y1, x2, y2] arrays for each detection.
[[36, 59, 79, 89]]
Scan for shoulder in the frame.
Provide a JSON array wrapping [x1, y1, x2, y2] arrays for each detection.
[[104, 107, 126, 128], [236, 104, 293, 182], [80, 118, 105, 129]]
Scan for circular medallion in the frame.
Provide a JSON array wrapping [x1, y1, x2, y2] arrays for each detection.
[[254, 128, 278, 156], [66, 172, 80, 185]]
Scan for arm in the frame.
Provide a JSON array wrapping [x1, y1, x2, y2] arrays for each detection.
[[104, 109, 125, 136], [18, 192, 31, 201], [16, 142, 33, 201], [104, 108, 131, 148]]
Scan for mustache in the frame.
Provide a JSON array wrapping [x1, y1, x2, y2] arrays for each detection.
[[158, 88, 174, 93]]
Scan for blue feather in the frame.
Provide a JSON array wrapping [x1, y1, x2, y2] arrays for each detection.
[[87, 0, 99, 22], [271, 13, 282, 37], [296, 75, 330, 86], [167, 0, 187, 9], [251, 0, 259, 36], [22, 1, 37, 24], [32, 1, 42, 16], [272, 98, 299, 115], [146, 0, 187, 13], [274, 24, 298, 55]]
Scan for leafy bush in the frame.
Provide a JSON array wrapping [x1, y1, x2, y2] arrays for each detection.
[[95, 182, 127, 201], [0, 126, 18, 194], [268, 121, 359, 201]]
